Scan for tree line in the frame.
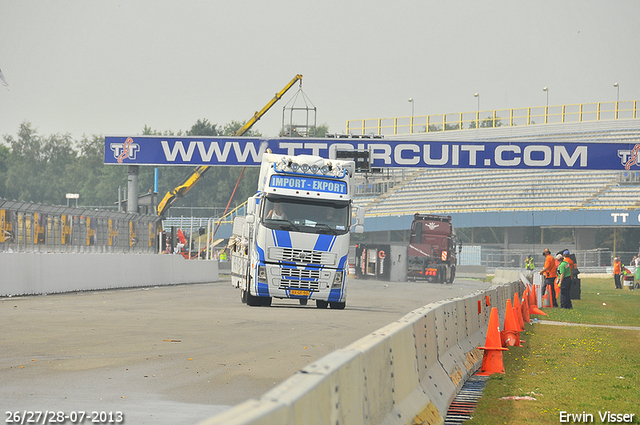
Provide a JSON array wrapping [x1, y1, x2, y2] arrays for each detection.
[[0, 119, 326, 216]]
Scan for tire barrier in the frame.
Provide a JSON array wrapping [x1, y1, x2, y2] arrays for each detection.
[[1, 198, 160, 254], [198, 277, 524, 425]]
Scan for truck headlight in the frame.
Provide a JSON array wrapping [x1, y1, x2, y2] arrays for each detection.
[[332, 271, 344, 287], [258, 266, 267, 283]]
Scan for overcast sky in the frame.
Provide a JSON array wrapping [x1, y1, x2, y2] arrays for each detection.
[[1, 0, 639, 141]]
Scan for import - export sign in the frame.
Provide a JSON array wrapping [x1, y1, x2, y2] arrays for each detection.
[[105, 136, 640, 171]]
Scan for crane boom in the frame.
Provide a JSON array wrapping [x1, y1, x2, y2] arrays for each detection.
[[231, 74, 303, 138], [156, 74, 303, 217]]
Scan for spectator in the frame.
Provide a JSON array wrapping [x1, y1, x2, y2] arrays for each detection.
[[562, 250, 575, 272], [613, 257, 622, 289], [635, 255, 640, 285], [554, 253, 563, 302], [558, 253, 573, 309], [524, 256, 533, 271], [539, 249, 558, 308]]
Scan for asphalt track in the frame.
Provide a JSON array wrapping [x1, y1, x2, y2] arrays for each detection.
[[1, 276, 490, 425]]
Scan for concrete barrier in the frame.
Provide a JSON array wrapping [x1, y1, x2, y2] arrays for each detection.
[[492, 268, 523, 285], [0, 253, 218, 296], [455, 265, 487, 280], [198, 279, 524, 425]]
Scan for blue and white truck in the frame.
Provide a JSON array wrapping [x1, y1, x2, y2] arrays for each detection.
[[230, 153, 364, 308]]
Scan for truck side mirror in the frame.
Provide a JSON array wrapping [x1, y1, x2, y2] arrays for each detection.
[[244, 196, 258, 225], [246, 196, 257, 215], [351, 207, 364, 233], [355, 206, 365, 226]]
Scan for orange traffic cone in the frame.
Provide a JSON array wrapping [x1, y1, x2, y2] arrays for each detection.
[[521, 293, 531, 324], [529, 288, 548, 316], [529, 284, 537, 307], [478, 307, 508, 376], [513, 293, 525, 332], [501, 299, 522, 347], [541, 289, 551, 307]]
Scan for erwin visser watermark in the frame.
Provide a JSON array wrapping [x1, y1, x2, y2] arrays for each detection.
[[559, 411, 635, 423]]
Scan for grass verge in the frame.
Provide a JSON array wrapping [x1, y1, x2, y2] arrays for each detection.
[[465, 278, 640, 424], [540, 277, 640, 327]]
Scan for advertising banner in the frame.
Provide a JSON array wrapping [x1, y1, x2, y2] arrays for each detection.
[[105, 135, 640, 171]]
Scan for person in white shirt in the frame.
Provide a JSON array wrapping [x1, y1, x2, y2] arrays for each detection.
[[267, 203, 287, 220]]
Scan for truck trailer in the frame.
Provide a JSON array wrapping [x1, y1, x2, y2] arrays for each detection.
[[230, 153, 364, 308]]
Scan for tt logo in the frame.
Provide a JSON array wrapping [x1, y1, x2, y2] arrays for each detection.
[[110, 137, 141, 163], [618, 144, 640, 170], [426, 222, 440, 231]]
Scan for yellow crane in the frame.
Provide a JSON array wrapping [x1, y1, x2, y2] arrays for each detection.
[[156, 74, 303, 217]]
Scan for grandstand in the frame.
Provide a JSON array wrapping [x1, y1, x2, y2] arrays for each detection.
[[354, 119, 640, 215], [355, 168, 640, 215], [348, 116, 640, 266]]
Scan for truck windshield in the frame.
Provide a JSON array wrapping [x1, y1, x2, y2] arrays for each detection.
[[262, 196, 350, 235]]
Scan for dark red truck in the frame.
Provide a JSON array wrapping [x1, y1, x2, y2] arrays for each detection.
[[407, 213, 460, 283]]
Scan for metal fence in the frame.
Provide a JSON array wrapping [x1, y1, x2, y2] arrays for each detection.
[[460, 246, 638, 273], [346, 100, 639, 136], [161, 216, 220, 259], [1, 198, 161, 253]]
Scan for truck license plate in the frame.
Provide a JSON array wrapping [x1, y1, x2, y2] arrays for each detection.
[[290, 290, 310, 296]]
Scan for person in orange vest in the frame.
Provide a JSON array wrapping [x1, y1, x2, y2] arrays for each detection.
[[562, 250, 575, 271], [613, 257, 622, 289], [539, 248, 558, 307]]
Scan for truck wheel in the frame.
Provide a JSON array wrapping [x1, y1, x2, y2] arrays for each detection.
[[316, 300, 329, 309], [447, 267, 456, 284], [246, 292, 261, 306], [240, 289, 248, 304], [330, 302, 346, 310], [299, 299, 308, 306], [247, 293, 272, 307]]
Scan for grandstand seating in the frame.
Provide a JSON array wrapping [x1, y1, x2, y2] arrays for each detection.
[[353, 120, 640, 216]]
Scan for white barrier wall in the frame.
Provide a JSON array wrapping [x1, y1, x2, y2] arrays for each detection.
[[199, 276, 523, 425], [0, 253, 218, 296], [491, 268, 523, 285], [455, 265, 487, 280]]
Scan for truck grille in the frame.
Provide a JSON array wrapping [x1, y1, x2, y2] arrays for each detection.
[[279, 268, 320, 290], [269, 247, 336, 266]]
